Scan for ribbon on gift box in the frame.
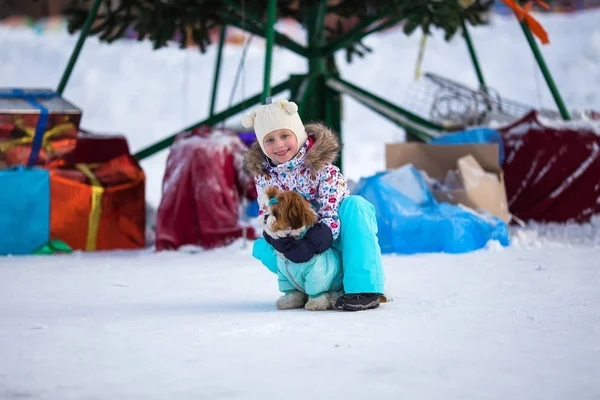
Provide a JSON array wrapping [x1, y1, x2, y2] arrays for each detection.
[[74, 163, 104, 251], [0, 118, 76, 158], [0, 89, 58, 166]]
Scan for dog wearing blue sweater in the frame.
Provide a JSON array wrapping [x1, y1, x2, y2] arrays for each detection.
[[260, 186, 343, 311]]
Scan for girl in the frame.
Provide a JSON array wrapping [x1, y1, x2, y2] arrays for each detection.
[[243, 99, 385, 311]]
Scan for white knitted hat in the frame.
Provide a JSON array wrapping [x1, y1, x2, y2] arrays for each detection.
[[241, 99, 307, 156]]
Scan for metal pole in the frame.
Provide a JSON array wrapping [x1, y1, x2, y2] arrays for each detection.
[[134, 77, 300, 160], [303, 0, 327, 123], [326, 77, 444, 141], [262, 0, 277, 104], [221, 0, 307, 57], [209, 26, 227, 118], [56, 0, 102, 95], [321, 11, 411, 58], [461, 19, 488, 94], [307, 2, 327, 76], [519, 21, 571, 120], [325, 82, 343, 169]]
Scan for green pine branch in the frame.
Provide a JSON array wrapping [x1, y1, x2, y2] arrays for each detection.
[[51, 0, 498, 61]]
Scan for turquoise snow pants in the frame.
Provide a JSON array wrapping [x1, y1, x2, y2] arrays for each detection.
[[252, 195, 385, 294]]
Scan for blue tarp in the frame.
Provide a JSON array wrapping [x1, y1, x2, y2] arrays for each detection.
[[354, 167, 509, 255], [429, 127, 505, 164], [0, 167, 50, 255]]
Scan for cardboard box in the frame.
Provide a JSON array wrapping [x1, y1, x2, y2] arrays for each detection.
[[0, 88, 81, 167], [385, 142, 511, 223]]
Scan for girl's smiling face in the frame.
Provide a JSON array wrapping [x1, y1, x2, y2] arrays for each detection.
[[263, 129, 299, 164]]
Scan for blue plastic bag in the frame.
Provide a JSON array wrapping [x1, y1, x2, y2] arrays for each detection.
[[429, 127, 505, 164], [246, 199, 259, 217], [377, 164, 435, 206], [354, 171, 509, 255], [0, 167, 50, 255]]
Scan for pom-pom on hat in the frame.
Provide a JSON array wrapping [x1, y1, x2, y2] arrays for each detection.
[[241, 99, 307, 155]]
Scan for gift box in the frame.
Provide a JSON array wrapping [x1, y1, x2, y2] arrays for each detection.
[[48, 135, 146, 251], [3, 137, 77, 166], [0, 166, 50, 255], [0, 88, 81, 167]]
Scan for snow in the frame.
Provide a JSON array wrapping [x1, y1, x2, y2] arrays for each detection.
[[500, 114, 600, 137], [538, 116, 600, 136], [1, 241, 600, 399], [511, 215, 600, 248], [1, 8, 600, 400]]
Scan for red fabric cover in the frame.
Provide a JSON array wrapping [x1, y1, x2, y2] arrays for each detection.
[[155, 127, 257, 250], [499, 111, 600, 223]]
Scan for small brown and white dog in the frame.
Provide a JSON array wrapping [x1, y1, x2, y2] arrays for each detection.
[[260, 187, 318, 240], [259, 186, 343, 311]]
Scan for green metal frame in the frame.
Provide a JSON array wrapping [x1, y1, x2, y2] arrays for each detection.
[[261, 0, 277, 103], [55, 1, 573, 169], [519, 21, 571, 120], [461, 19, 488, 95], [134, 76, 302, 160], [320, 12, 411, 58], [461, 16, 570, 120], [56, 0, 103, 95], [221, 0, 308, 57], [209, 25, 227, 118], [326, 77, 444, 141]]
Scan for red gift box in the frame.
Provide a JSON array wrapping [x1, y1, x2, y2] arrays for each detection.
[[0, 89, 81, 167]]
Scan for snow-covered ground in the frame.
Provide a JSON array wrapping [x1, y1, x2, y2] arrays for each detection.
[[1, 238, 599, 399], [1, 9, 600, 400]]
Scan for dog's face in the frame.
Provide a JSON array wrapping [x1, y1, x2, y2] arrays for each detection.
[[259, 186, 318, 239]]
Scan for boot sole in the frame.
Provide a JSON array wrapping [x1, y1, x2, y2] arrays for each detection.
[[338, 301, 380, 312]]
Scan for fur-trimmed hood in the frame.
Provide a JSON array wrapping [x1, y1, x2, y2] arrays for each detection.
[[244, 123, 341, 176]]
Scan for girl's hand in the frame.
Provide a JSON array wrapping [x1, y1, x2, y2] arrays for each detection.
[[264, 223, 333, 263]]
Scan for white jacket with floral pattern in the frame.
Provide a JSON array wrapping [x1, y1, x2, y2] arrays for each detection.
[[244, 123, 349, 240]]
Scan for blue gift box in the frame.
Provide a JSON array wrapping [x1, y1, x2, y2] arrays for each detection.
[[0, 167, 50, 255]]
